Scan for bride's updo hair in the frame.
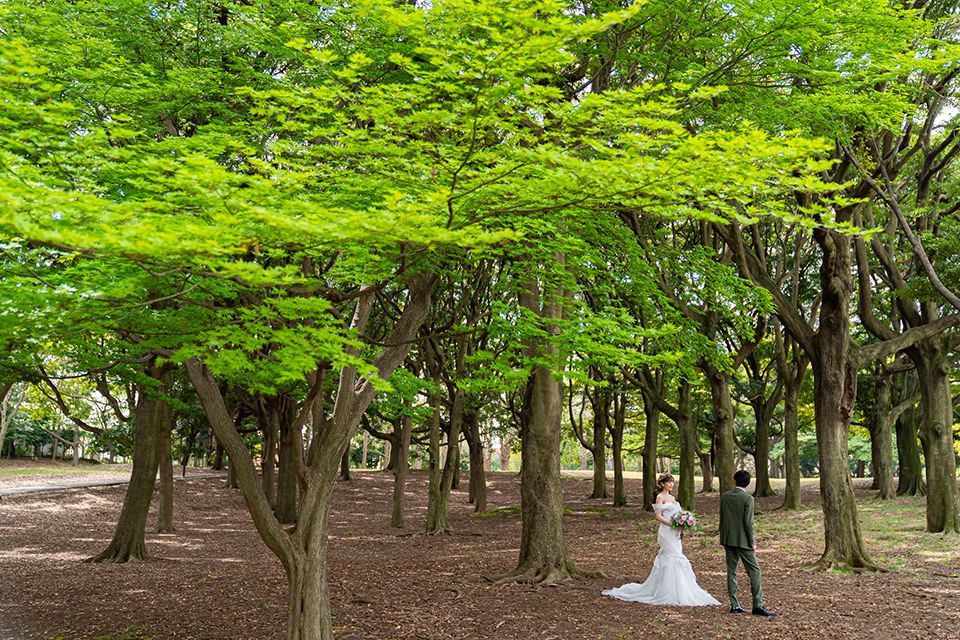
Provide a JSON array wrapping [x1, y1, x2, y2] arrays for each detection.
[[656, 473, 675, 494]]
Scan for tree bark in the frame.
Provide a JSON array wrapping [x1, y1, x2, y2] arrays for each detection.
[[89, 364, 171, 562], [339, 446, 351, 481], [464, 410, 487, 513], [808, 227, 877, 571], [706, 367, 736, 495], [262, 421, 277, 509], [588, 387, 609, 499], [675, 381, 696, 511], [610, 391, 627, 507], [641, 391, 660, 511], [896, 406, 926, 496], [699, 449, 714, 493], [212, 439, 225, 470], [909, 338, 960, 533], [424, 364, 444, 532], [390, 413, 412, 528], [157, 413, 175, 533]]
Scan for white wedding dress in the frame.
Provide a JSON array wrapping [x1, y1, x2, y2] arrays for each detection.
[[603, 501, 720, 606]]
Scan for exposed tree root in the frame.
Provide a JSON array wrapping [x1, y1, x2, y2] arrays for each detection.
[[803, 554, 886, 574], [85, 544, 148, 564], [486, 561, 604, 587]]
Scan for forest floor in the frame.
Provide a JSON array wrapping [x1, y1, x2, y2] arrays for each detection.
[[0, 469, 959, 640]]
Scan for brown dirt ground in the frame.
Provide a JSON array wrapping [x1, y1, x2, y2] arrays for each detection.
[[1, 470, 959, 640]]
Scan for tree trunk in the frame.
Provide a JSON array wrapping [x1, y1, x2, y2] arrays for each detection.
[[72, 423, 80, 466], [641, 392, 659, 512], [910, 339, 960, 533], [89, 365, 171, 562], [896, 405, 926, 496], [276, 419, 299, 524], [464, 411, 487, 513], [427, 387, 463, 534], [610, 392, 627, 508], [425, 372, 444, 532], [753, 407, 775, 497], [339, 445, 351, 481], [699, 447, 714, 493], [390, 413, 412, 528], [867, 374, 897, 500], [676, 381, 696, 511], [589, 388, 609, 499], [499, 428, 513, 471], [782, 371, 802, 510], [262, 422, 277, 508], [808, 228, 877, 571], [361, 431, 369, 469], [212, 440, 225, 470], [707, 369, 736, 495], [228, 458, 239, 489], [157, 414, 175, 533]]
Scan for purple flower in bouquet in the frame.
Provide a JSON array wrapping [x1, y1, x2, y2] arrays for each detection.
[[670, 509, 698, 532]]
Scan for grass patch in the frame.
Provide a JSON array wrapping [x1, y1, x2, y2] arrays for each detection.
[[0, 465, 121, 477]]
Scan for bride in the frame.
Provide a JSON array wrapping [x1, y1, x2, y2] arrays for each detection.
[[603, 473, 719, 606]]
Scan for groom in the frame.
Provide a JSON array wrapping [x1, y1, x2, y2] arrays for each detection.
[[719, 470, 777, 617]]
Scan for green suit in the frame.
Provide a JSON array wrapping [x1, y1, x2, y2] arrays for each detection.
[[719, 488, 763, 609]]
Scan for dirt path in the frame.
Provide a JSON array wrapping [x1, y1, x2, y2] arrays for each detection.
[[0, 471, 958, 640]]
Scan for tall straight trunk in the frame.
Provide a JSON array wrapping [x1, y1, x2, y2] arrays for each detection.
[[589, 389, 609, 499], [464, 411, 487, 513], [262, 422, 277, 509], [641, 392, 659, 511], [390, 413, 412, 528], [499, 428, 513, 471], [425, 373, 443, 531], [212, 440, 225, 470], [361, 431, 369, 469], [492, 254, 582, 586], [157, 415, 175, 533], [675, 381, 696, 511], [277, 420, 299, 524], [753, 407, 775, 497], [868, 374, 897, 500], [896, 406, 926, 496], [698, 450, 714, 493], [706, 369, 736, 495], [610, 392, 626, 507], [910, 338, 960, 533], [781, 366, 803, 510], [809, 228, 876, 571], [72, 424, 80, 466], [90, 365, 171, 562]]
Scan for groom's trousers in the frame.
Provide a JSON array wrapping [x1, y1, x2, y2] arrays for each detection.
[[723, 545, 763, 609]]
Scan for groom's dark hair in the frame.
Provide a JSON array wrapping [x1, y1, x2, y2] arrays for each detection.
[[734, 470, 751, 488]]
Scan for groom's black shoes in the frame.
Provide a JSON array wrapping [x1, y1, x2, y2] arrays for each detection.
[[752, 607, 778, 617], [730, 605, 747, 613]]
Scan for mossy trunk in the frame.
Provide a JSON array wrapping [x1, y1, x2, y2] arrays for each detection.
[[911, 340, 960, 533], [896, 405, 926, 496], [676, 382, 696, 511], [809, 228, 877, 571]]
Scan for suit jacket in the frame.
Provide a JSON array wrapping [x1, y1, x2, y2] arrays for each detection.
[[719, 488, 755, 549]]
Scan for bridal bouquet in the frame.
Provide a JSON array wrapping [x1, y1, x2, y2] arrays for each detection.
[[671, 509, 697, 534]]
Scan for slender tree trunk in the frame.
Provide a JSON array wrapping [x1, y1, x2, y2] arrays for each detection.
[[390, 413, 412, 528], [361, 431, 369, 469], [641, 392, 659, 512], [89, 365, 171, 562], [589, 389, 609, 499], [868, 374, 897, 500], [699, 445, 714, 493], [228, 458, 239, 489], [676, 382, 696, 511], [72, 423, 80, 466], [276, 419, 299, 524], [910, 339, 960, 533], [212, 440, 225, 470], [464, 411, 487, 513], [427, 387, 463, 533], [610, 392, 626, 508], [425, 371, 443, 531], [753, 408, 775, 497], [782, 366, 803, 510], [499, 428, 513, 471], [157, 414, 175, 533], [262, 422, 277, 509], [382, 438, 393, 471]]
